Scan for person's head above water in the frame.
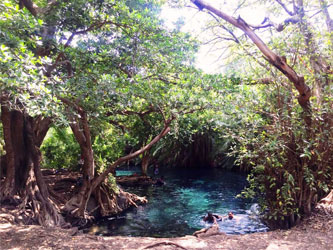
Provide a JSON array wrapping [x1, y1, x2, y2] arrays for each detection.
[[203, 212, 215, 222], [228, 212, 234, 220]]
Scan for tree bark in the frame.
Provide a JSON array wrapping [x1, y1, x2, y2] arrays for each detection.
[[0, 102, 16, 198], [141, 150, 150, 175], [64, 110, 95, 217], [25, 116, 64, 226], [0, 99, 63, 226]]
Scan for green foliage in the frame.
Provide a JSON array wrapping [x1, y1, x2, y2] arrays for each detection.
[[92, 124, 129, 172], [149, 72, 246, 168], [0, 0, 62, 117], [41, 127, 80, 169], [231, 85, 333, 223], [106, 173, 119, 194]]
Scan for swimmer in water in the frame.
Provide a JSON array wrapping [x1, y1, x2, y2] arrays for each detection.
[[227, 211, 234, 220], [203, 212, 223, 224]]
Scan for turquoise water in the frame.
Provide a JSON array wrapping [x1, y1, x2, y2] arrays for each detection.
[[91, 168, 268, 237]]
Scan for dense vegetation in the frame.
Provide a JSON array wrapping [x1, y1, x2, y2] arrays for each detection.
[[0, 0, 332, 230]]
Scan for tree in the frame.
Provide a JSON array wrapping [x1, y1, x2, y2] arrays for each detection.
[[1, 0, 209, 225], [187, 0, 333, 226], [0, 0, 63, 226]]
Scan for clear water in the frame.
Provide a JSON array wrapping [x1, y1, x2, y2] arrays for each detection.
[[90, 168, 268, 237]]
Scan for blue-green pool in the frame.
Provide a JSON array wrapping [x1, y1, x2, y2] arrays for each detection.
[[90, 168, 268, 237]]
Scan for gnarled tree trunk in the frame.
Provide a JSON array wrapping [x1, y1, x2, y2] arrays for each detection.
[[0, 99, 64, 227], [63, 113, 173, 222]]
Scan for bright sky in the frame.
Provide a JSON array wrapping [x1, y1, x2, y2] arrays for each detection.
[[161, 1, 267, 73], [161, 1, 333, 73]]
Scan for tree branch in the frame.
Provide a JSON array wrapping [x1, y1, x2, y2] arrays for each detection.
[[190, 0, 311, 112], [64, 21, 130, 48], [90, 116, 174, 191], [275, 0, 295, 16], [33, 116, 52, 147], [319, 0, 333, 33], [252, 16, 300, 32], [19, 0, 60, 17], [108, 119, 127, 133], [208, 12, 240, 43], [19, 0, 40, 17]]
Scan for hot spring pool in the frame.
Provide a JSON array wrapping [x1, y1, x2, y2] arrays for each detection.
[[89, 168, 268, 237]]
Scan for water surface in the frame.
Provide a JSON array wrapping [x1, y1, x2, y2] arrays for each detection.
[[91, 168, 268, 237]]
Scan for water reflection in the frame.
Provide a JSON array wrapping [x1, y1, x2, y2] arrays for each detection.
[[91, 168, 268, 237]]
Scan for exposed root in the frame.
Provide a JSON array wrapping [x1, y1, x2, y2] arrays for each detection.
[[63, 180, 147, 226], [92, 183, 147, 217], [141, 241, 187, 250]]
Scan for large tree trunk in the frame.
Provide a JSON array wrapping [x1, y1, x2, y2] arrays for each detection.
[[62, 109, 96, 219], [1, 105, 31, 199], [1, 103, 17, 198], [0, 100, 64, 227]]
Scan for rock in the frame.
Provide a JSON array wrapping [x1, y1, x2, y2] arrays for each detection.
[[193, 223, 225, 238]]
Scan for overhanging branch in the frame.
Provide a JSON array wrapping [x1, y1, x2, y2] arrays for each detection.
[[90, 116, 175, 190], [191, 0, 312, 112]]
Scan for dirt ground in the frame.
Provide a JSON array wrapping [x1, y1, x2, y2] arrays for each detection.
[[1, 207, 333, 250]]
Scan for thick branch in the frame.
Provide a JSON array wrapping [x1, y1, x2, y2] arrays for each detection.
[[254, 16, 300, 32], [19, 0, 60, 17], [46, 52, 73, 77], [58, 96, 84, 113], [118, 108, 155, 117], [90, 117, 174, 191], [248, 77, 275, 85], [191, 0, 311, 111], [19, 0, 40, 17], [109, 120, 127, 133]]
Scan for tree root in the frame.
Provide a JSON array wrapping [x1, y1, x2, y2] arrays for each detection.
[[63, 182, 148, 226], [94, 184, 147, 216], [141, 241, 187, 250]]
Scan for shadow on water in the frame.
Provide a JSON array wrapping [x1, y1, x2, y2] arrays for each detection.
[[89, 168, 268, 237]]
